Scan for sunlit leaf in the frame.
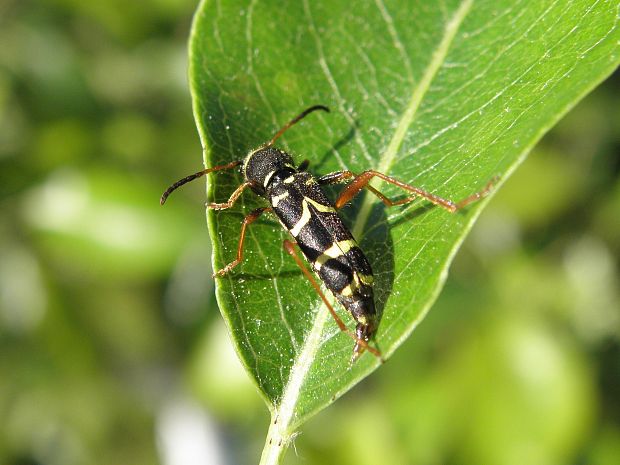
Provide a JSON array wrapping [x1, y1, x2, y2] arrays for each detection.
[[188, 0, 619, 461]]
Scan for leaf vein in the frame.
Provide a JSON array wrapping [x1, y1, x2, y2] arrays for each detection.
[[352, 0, 474, 240]]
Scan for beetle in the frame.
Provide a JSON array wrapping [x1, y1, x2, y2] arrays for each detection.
[[161, 106, 494, 362]]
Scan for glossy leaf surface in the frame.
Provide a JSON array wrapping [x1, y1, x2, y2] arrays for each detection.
[[188, 0, 619, 454]]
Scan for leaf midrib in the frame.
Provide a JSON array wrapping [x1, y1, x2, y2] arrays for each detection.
[[352, 0, 474, 238], [269, 0, 474, 441]]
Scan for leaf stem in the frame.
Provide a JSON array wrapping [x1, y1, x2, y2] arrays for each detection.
[[257, 304, 331, 464], [258, 417, 290, 465]]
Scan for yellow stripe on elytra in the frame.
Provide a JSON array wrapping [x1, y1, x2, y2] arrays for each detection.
[[271, 191, 289, 207], [290, 199, 311, 237], [305, 197, 336, 213], [339, 271, 368, 297], [340, 273, 360, 296], [289, 196, 340, 238], [340, 283, 354, 297], [313, 239, 356, 271]]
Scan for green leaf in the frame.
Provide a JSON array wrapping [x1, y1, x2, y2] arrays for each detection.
[[188, 0, 618, 462]]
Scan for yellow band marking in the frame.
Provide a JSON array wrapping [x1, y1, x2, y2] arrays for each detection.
[[340, 273, 362, 297], [340, 284, 354, 297], [290, 199, 311, 237], [313, 239, 356, 271], [305, 196, 335, 213], [271, 191, 289, 207]]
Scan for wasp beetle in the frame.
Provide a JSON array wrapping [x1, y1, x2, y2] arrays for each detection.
[[161, 106, 494, 362]]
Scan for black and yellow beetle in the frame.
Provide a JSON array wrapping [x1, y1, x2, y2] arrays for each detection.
[[161, 106, 494, 362]]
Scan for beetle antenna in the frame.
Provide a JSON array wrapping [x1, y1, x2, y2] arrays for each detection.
[[266, 105, 330, 147]]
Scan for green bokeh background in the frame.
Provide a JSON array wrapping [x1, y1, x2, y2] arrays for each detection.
[[1, 1, 618, 464]]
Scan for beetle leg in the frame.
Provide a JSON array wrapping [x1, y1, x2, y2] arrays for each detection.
[[334, 170, 496, 211], [206, 182, 252, 210], [283, 239, 384, 363], [319, 170, 416, 209], [214, 207, 272, 277]]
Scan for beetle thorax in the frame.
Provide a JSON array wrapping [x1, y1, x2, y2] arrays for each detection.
[[243, 147, 295, 194]]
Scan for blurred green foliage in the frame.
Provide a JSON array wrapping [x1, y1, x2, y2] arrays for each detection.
[[0, 1, 618, 465]]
